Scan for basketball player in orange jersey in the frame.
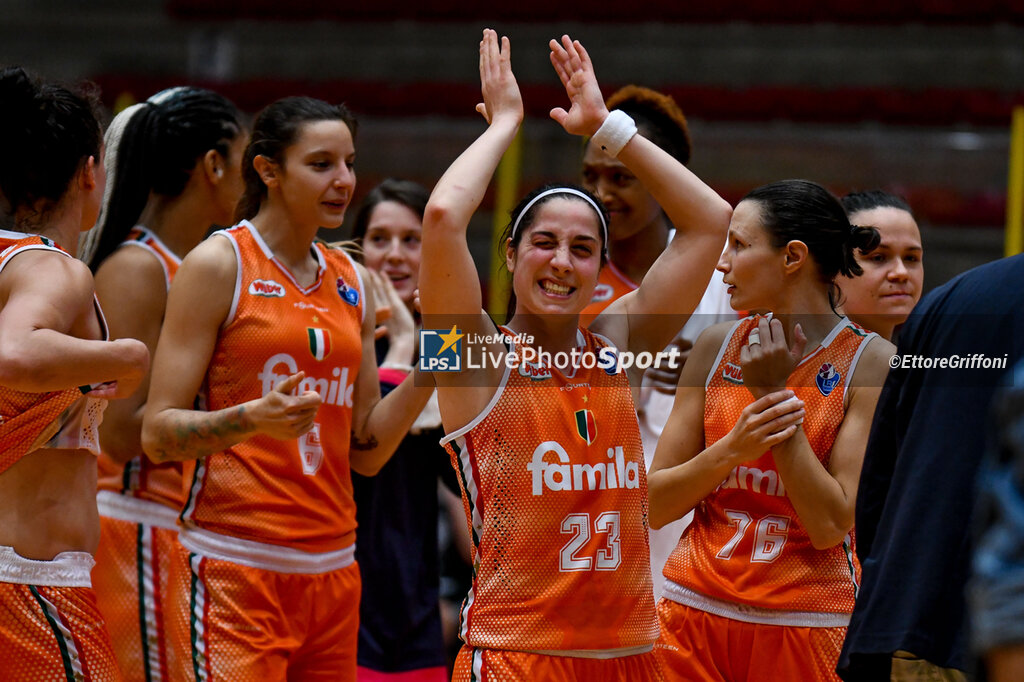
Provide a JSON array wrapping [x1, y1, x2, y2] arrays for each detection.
[[837, 190, 924, 341], [0, 66, 150, 681], [141, 97, 433, 681], [648, 179, 895, 681], [419, 31, 731, 680], [81, 86, 246, 682]]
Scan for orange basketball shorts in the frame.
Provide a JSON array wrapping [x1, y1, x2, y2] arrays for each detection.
[[93, 507, 193, 682], [183, 553, 361, 682], [655, 597, 847, 682], [0, 545, 122, 681], [452, 644, 664, 682]]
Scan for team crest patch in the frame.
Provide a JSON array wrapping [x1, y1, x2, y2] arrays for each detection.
[[574, 409, 597, 445], [722, 362, 744, 384], [307, 328, 332, 361], [337, 278, 360, 306], [816, 363, 841, 396], [591, 283, 614, 303], [248, 279, 285, 297]]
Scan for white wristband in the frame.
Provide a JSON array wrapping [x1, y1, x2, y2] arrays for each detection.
[[591, 110, 638, 158], [780, 394, 804, 425]]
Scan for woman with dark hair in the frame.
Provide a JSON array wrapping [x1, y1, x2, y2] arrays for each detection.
[[0, 66, 149, 680], [141, 97, 432, 680], [648, 179, 894, 681], [420, 31, 730, 680], [348, 178, 458, 682], [838, 189, 923, 341], [82, 86, 246, 680]]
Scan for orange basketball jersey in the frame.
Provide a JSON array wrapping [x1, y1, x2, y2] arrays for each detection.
[[442, 328, 659, 654], [663, 316, 875, 622], [580, 262, 636, 326], [0, 230, 107, 473], [97, 226, 185, 508], [180, 222, 364, 553]]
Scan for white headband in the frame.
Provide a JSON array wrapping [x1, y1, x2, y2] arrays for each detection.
[[510, 187, 608, 256]]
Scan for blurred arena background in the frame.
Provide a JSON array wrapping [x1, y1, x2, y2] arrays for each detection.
[[5, 0, 1024, 294]]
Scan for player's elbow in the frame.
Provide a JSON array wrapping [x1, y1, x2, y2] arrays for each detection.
[[646, 479, 677, 530], [423, 198, 466, 237], [709, 200, 733, 234], [0, 341, 46, 391], [807, 519, 853, 551], [649, 513, 670, 531], [140, 412, 173, 464], [349, 452, 384, 477]]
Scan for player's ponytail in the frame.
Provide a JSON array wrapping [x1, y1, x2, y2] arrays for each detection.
[[742, 179, 880, 312], [82, 87, 243, 270]]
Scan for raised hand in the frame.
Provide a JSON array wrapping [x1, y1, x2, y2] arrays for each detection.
[[475, 28, 523, 128], [249, 371, 323, 440], [740, 317, 807, 400], [548, 34, 610, 137], [369, 269, 417, 368]]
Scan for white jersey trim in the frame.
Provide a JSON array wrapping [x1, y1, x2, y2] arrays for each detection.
[[336, 247, 366, 324], [178, 525, 355, 574], [0, 234, 69, 277], [662, 580, 851, 628], [0, 545, 94, 588], [794, 315, 849, 368], [242, 219, 326, 296], [118, 225, 179, 290], [96, 490, 181, 531], [845, 329, 879, 391], [705, 318, 745, 389], [439, 339, 514, 446], [213, 229, 244, 329]]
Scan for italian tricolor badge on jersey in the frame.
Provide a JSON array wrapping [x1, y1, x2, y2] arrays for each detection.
[[574, 409, 597, 445], [307, 328, 332, 361]]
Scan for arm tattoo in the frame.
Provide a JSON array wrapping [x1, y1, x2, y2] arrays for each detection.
[[152, 406, 249, 462]]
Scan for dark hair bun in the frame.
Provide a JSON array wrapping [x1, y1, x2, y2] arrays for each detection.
[[842, 224, 881, 276]]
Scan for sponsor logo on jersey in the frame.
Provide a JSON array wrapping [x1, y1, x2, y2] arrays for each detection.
[[527, 441, 639, 495], [591, 283, 615, 303], [519, 360, 552, 381], [722, 362, 744, 384], [337, 278, 360, 306], [574, 409, 596, 445], [816, 362, 841, 396], [258, 353, 355, 408], [298, 422, 323, 475], [249, 279, 285, 297], [718, 465, 787, 497], [307, 328, 332, 361], [419, 326, 463, 372]]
